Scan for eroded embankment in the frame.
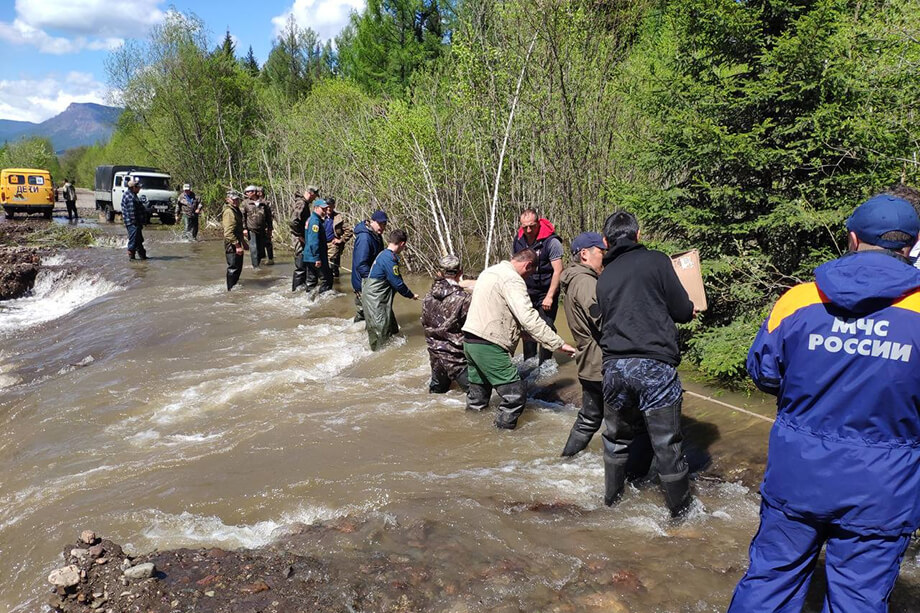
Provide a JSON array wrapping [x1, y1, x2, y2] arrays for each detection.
[[0, 222, 96, 300]]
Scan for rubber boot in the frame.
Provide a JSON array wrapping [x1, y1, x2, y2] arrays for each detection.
[[561, 431, 592, 457], [466, 383, 491, 412], [604, 455, 628, 506], [561, 381, 604, 456], [127, 250, 135, 260], [494, 380, 526, 429], [644, 402, 692, 517]]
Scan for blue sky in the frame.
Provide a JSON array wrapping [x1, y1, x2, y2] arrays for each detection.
[[0, 0, 363, 123]]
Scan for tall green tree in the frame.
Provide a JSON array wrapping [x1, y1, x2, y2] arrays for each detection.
[[242, 45, 260, 76], [262, 14, 329, 100], [337, 0, 455, 97]]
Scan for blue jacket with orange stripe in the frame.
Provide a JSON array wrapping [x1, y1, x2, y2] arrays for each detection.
[[748, 250, 920, 535]]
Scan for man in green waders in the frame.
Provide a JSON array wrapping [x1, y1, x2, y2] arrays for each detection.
[[361, 229, 419, 350], [462, 249, 577, 429]]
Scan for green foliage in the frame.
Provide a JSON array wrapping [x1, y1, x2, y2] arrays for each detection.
[[337, 0, 455, 97], [0, 137, 61, 179], [262, 15, 331, 100], [686, 315, 763, 384], [242, 45, 260, 76]]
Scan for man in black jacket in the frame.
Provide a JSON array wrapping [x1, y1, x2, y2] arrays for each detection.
[[596, 211, 695, 517]]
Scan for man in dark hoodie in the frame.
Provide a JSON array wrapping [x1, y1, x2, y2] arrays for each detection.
[[351, 210, 387, 322], [512, 209, 564, 365], [728, 194, 920, 613], [422, 255, 474, 393], [559, 232, 607, 456], [596, 211, 695, 517]]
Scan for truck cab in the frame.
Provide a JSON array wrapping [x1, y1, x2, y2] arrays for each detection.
[[113, 171, 176, 225], [94, 165, 176, 224]]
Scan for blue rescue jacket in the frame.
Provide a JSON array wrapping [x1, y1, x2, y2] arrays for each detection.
[[368, 248, 414, 298], [748, 250, 920, 535], [351, 221, 384, 293], [303, 211, 327, 265]]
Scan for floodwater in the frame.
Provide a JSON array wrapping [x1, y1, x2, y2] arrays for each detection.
[[0, 219, 918, 612]]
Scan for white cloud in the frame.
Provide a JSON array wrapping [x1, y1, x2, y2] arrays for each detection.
[[0, 72, 110, 123], [272, 0, 365, 42], [0, 0, 165, 54]]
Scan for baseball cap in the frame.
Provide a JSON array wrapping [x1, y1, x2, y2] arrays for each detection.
[[571, 231, 606, 255], [244, 185, 258, 193], [314, 199, 328, 208], [182, 183, 191, 190], [847, 195, 920, 249], [438, 254, 461, 274], [226, 189, 242, 200], [306, 185, 319, 194], [371, 210, 388, 223], [126, 177, 141, 188]]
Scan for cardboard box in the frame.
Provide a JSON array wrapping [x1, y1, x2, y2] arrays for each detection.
[[670, 249, 707, 312]]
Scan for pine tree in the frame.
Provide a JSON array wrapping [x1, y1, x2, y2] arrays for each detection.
[[242, 45, 260, 76], [218, 28, 236, 58]]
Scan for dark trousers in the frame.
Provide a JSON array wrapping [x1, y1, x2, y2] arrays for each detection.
[[602, 357, 687, 512], [429, 366, 470, 394], [729, 498, 912, 613], [226, 248, 243, 291], [183, 214, 199, 239], [66, 200, 78, 219], [265, 235, 274, 261], [248, 229, 267, 267], [305, 260, 333, 294], [330, 251, 342, 278], [293, 245, 306, 291], [126, 224, 146, 257], [522, 292, 559, 363]]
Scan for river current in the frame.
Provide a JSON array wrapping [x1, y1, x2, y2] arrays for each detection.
[[1, 222, 918, 611]]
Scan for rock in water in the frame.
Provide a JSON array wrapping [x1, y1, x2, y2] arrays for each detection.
[[123, 563, 155, 581], [80, 530, 97, 545], [48, 565, 81, 587]]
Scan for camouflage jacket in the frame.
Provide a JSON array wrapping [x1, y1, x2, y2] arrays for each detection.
[[421, 278, 472, 377]]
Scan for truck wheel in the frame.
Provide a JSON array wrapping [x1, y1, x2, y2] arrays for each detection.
[[4, 211, 13, 220], [43, 209, 53, 220], [160, 214, 175, 225], [105, 204, 115, 223]]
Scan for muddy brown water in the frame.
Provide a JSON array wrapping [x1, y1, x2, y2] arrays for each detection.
[[0, 216, 918, 612]]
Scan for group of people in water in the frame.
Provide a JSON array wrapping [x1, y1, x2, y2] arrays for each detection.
[[124, 178, 920, 612]]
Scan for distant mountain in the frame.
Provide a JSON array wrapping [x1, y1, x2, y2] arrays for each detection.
[[0, 103, 122, 153]]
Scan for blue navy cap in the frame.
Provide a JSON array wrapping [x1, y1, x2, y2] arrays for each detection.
[[571, 231, 606, 255], [847, 195, 920, 250], [371, 210, 388, 223], [314, 198, 328, 208]]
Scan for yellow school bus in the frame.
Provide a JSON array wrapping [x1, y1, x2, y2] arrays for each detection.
[[1, 168, 55, 219]]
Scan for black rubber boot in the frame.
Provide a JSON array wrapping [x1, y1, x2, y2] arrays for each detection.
[[494, 380, 526, 429], [466, 383, 491, 412], [604, 455, 628, 506], [561, 380, 604, 457], [601, 401, 635, 506], [644, 402, 692, 517], [561, 431, 592, 457]]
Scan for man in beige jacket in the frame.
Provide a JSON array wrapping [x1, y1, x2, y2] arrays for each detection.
[[462, 249, 576, 429]]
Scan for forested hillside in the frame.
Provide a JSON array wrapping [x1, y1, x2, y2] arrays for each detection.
[[46, 0, 920, 382]]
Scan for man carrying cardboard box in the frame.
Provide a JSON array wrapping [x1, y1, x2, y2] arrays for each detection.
[[596, 210, 695, 517]]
